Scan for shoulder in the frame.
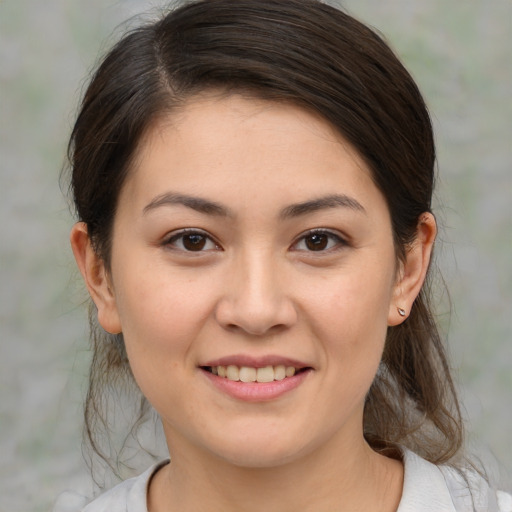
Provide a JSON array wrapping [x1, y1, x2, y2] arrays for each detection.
[[53, 461, 169, 512], [399, 448, 512, 512], [81, 472, 147, 512], [440, 464, 512, 512]]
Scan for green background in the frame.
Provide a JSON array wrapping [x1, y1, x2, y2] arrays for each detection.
[[0, 0, 510, 510]]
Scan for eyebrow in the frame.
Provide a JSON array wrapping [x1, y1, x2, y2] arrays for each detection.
[[142, 192, 365, 219], [279, 194, 366, 219], [143, 192, 232, 217]]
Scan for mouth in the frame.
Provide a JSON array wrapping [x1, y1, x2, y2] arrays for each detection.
[[201, 364, 310, 383]]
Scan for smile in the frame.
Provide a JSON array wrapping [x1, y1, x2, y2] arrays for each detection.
[[200, 357, 313, 401], [205, 364, 301, 383]]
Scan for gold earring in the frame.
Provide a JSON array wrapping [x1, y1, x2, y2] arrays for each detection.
[[397, 307, 406, 317]]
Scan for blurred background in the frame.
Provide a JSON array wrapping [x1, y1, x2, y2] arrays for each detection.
[[0, 0, 510, 510]]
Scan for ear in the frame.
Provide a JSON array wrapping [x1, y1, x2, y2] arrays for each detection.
[[388, 213, 437, 326], [70, 222, 122, 334]]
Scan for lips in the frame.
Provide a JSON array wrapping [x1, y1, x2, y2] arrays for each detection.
[[199, 356, 312, 401]]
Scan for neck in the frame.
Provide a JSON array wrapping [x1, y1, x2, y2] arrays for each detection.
[[148, 430, 403, 512]]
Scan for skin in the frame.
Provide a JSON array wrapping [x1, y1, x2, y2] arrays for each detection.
[[71, 93, 436, 511]]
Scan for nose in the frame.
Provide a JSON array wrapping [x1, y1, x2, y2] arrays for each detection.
[[214, 251, 298, 336]]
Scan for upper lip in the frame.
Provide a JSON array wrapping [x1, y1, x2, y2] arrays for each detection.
[[201, 355, 311, 369]]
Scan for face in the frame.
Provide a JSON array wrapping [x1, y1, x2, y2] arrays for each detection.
[[103, 94, 403, 468]]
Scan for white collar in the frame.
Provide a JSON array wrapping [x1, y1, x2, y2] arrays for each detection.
[[398, 449, 457, 512]]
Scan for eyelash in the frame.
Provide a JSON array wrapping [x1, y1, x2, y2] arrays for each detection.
[[291, 229, 348, 253], [163, 229, 221, 252], [163, 228, 347, 254]]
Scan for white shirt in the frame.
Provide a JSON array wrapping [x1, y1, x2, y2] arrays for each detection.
[[55, 449, 512, 512]]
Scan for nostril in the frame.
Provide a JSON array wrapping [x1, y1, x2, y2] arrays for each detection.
[[229, 322, 289, 337], [214, 290, 298, 335]]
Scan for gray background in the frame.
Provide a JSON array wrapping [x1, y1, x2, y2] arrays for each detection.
[[1, 0, 510, 510]]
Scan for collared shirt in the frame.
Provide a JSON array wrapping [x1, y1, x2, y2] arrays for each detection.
[[55, 450, 512, 512]]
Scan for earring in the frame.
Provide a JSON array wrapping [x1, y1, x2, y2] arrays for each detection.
[[397, 307, 406, 317]]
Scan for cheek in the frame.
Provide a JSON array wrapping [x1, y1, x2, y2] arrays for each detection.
[[306, 264, 394, 335], [111, 266, 216, 417], [301, 261, 394, 374], [112, 261, 216, 364]]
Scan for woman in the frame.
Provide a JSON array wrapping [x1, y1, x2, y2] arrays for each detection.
[[63, 0, 511, 510]]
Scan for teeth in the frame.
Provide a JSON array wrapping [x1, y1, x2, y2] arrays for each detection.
[[209, 364, 299, 382], [256, 366, 274, 383], [285, 366, 296, 377], [239, 366, 256, 382], [274, 365, 286, 381], [226, 365, 239, 381]]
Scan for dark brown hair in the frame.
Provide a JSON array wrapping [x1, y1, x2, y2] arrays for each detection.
[[66, 0, 464, 477]]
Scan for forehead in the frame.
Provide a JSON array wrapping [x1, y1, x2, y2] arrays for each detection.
[[122, 93, 384, 217], [144, 93, 348, 155]]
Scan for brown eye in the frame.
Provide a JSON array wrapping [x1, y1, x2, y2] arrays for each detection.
[[165, 230, 218, 252], [292, 230, 346, 252], [305, 233, 329, 251], [182, 233, 207, 251]]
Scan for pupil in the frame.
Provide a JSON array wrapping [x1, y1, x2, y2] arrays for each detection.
[[306, 233, 328, 251], [183, 234, 206, 251]]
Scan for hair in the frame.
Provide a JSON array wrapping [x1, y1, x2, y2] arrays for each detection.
[[65, 0, 465, 479]]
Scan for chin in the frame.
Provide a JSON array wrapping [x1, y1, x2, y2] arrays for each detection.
[[204, 427, 318, 469]]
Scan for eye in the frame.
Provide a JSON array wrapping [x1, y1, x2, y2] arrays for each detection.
[[292, 230, 346, 252], [164, 229, 219, 252]]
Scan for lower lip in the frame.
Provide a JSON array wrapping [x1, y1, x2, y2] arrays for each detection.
[[201, 369, 311, 402]]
